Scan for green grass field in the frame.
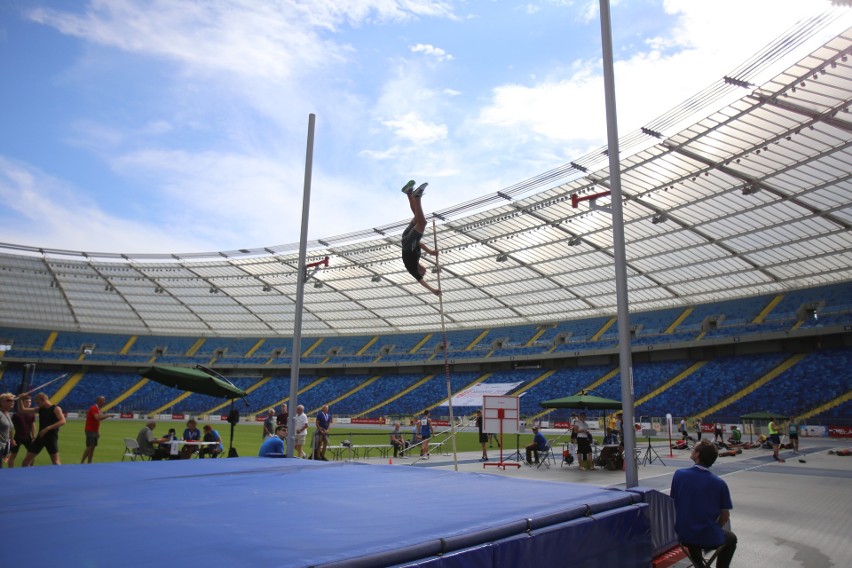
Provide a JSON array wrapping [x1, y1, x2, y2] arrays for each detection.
[[9, 419, 545, 466]]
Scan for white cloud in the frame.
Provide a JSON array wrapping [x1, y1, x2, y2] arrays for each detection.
[[7, 0, 847, 255], [410, 43, 454, 61], [383, 112, 448, 144], [0, 156, 212, 252], [475, 0, 845, 152]]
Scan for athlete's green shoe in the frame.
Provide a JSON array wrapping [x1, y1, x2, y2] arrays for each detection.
[[401, 180, 416, 194]]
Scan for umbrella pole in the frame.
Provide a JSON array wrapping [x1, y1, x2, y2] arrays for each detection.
[[227, 399, 237, 456]]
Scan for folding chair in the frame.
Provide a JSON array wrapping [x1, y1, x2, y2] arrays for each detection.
[[122, 438, 149, 462], [536, 444, 557, 469], [680, 543, 721, 567]]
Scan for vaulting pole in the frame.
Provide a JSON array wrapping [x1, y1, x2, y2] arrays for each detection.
[[287, 113, 316, 458], [433, 218, 459, 471], [599, 0, 638, 487]]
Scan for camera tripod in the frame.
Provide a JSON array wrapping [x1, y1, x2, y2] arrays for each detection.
[[641, 435, 665, 466]]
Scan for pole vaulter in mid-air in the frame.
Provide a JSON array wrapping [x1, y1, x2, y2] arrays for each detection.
[[400, 180, 441, 297]]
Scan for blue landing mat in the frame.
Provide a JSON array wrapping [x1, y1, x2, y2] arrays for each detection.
[[2, 458, 652, 567]]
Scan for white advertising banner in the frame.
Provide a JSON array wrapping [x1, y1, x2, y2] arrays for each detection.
[[440, 383, 524, 407]]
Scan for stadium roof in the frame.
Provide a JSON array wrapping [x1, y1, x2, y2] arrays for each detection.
[[1, 21, 850, 338]]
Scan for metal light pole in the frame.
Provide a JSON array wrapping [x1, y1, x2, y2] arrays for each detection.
[[287, 114, 316, 458], [598, 0, 638, 487]]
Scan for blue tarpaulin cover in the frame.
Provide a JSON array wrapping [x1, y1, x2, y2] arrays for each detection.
[[3, 458, 652, 567]]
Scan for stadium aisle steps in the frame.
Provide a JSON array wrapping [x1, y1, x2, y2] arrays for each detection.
[[353, 374, 434, 418], [591, 318, 616, 341], [102, 378, 149, 412], [665, 307, 692, 334], [51, 372, 84, 404], [695, 353, 806, 419], [635, 361, 707, 406], [799, 389, 852, 421], [310, 375, 381, 414], [753, 294, 784, 324]]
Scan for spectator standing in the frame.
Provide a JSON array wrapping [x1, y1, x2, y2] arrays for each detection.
[[80, 396, 112, 464], [694, 418, 703, 443], [768, 417, 785, 462], [574, 412, 594, 471], [293, 405, 308, 458], [475, 410, 488, 462], [713, 421, 724, 443], [136, 421, 170, 461], [7, 394, 35, 468], [314, 405, 332, 460], [615, 413, 624, 446], [0, 393, 14, 468], [671, 440, 737, 568], [21, 393, 66, 466], [569, 413, 579, 456], [263, 409, 275, 438], [419, 409, 433, 458], [276, 403, 288, 429], [787, 416, 800, 454], [410, 417, 422, 449]]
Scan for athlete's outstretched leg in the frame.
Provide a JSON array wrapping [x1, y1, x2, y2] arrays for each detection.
[[401, 180, 428, 232]]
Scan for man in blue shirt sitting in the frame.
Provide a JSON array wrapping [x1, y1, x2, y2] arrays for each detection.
[[670, 439, 737, 568], [259, 425, 287, 458], [525, 426, 547, 465], [199, 425, 223, 458]]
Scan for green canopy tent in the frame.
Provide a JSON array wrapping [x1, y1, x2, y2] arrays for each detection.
[[140, 365, 247, 399], [139, 365, 247, 456], [539, 393, 623, 411], [539, 393, 624, 446]]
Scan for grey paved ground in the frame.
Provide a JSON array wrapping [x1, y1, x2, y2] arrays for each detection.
[[347, 436, 852, 567]]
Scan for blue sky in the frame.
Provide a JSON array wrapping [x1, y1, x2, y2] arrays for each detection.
[[0, 0, 848, 254]]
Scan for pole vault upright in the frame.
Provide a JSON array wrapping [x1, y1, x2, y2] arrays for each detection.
[[286, 113, 316, 458], [432, 219, 459, 471], [598, 1, 638, 487]]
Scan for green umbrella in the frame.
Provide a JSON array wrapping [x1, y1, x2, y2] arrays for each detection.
[[539, 393, 622, 411], [139, 365, 246, 399]]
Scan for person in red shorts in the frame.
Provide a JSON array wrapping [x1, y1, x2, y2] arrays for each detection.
[[81, 395, 113, 464]]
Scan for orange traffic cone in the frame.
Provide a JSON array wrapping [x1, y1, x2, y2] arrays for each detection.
[[389, 458, 393, 465]]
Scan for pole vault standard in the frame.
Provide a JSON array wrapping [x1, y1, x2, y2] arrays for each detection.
[[432, 218, 459, 471], [598, 0, 638, 488], [286, 114, 316, 458]]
